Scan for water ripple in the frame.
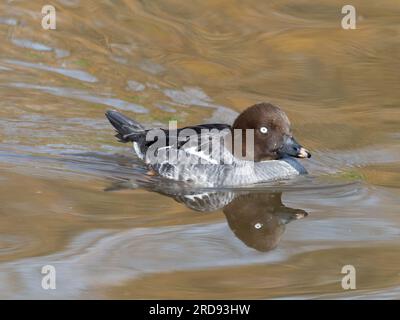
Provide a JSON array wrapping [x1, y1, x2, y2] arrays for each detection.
[[6, 82, 149, 113], [11, 39, 52, 52], [4, 59, 98, 83]]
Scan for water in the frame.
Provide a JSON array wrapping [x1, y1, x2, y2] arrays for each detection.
[[0, 0, 399, 299]]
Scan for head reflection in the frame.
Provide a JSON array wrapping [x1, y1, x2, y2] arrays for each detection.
[[222, 192, 307, 252], [172, 190, 307, 252]]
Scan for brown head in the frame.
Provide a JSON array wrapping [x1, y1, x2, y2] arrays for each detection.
[[232, 102, 311, 161]]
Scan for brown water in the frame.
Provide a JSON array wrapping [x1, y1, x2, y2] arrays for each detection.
[[0, 0, 400, 299]]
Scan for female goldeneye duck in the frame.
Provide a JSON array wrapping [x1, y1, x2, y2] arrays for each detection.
[[231, 102, 310, 161], [105, 102, 311, 186]]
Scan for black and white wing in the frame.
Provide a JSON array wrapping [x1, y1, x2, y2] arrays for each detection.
[[144, 124, 235, 164]]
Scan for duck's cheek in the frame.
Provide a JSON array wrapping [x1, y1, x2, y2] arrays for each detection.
[[266, 136, 282, 153], [271, 141, 280, 151]]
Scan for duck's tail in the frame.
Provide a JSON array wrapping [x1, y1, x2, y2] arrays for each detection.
[[105, 110, 145, 143]]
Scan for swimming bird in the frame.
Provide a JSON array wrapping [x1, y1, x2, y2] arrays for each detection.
[[105, 102, 311, 186]]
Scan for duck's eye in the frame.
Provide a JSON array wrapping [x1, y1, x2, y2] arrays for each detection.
[[254, 222, 263, 229], [259, 126, 268, 134]]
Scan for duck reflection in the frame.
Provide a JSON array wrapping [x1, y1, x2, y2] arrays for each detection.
[[222, 192, 307, 251], [107, 176, 308, 252], [172, 190, 307, 252]]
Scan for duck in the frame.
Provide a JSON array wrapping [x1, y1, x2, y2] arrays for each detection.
[[105, 102, 311, 187]]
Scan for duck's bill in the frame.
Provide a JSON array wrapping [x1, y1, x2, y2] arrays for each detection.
[[279, 136, 311, 159]]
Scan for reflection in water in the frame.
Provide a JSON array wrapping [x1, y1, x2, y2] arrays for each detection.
[[108, 177, 308, 252], [223, 193, 307, 252], [173, 190, 308, 252]]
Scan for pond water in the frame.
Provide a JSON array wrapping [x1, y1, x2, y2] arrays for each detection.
[[0, 0, 399, 299]]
